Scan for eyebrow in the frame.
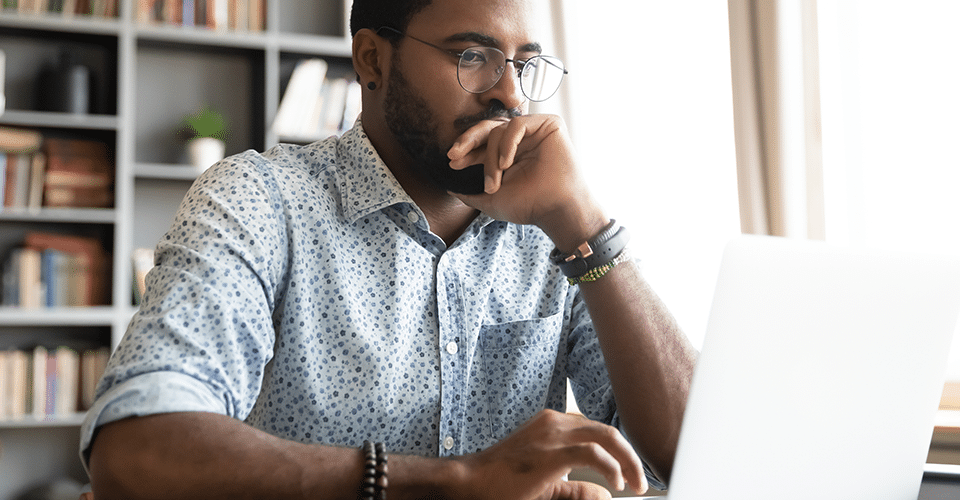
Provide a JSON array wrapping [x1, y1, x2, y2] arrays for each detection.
[[443, 32, 543, 54]]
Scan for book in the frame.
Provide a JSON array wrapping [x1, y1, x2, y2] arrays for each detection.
[[1, 127, 43, 210], [24, 231, 109, 306], [3, 153, 24, 208], [0, 350, 8, 418], [207, 0, 227, 29], [31, 345, 47, 417], [0, 126, 43, 153], [41, 248, 72, 307], [181, 0, 195, 26], [248, 0, 264, 31], [272, 58, 328, 140], [42, 137, 114, 209], [80, 346, 109, 410], [17, 247, 42, 309], [54, 346, 79, 415], [61, 0, 78, 16], [340, 80, 363, 131], [0, 345, 107, 419], [2, 248, 21, 306], [27, 151, 46, 210], [8, 349, 29, 418]]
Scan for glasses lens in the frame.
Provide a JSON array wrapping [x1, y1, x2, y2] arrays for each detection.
[[520, 55, 566, 102], [458, 47, 506, 94]]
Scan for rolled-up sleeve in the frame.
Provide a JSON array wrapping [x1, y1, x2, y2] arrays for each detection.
[[79, 152, 288, 470]]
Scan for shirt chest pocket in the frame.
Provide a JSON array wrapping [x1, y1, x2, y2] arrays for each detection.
[[478, 311, 565, 438]]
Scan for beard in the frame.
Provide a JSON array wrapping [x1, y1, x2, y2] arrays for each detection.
[[383, 62, 520, 195]]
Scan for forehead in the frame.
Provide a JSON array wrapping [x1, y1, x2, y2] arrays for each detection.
[[406, 0, 538, 49]]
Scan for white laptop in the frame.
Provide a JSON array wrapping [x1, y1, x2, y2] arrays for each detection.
[[634, 235, 960, 500]]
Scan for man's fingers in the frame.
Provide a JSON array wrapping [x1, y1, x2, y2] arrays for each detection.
[[567, 423, 645, 493], [448, 119, 509, 163], [562, 442, 626, 492], [550, 480, 614, 500]]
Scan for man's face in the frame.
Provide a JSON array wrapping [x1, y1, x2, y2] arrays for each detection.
[[380, 0, 537, 194]]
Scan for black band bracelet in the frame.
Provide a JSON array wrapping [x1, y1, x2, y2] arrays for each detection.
[[361, 440, 388, 500], [549, 220, 631, 278]]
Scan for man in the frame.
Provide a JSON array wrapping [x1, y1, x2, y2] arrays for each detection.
[[81, 0, 698, 498]]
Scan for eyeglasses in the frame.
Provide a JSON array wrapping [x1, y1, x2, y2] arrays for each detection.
[[377, 26, 568, 102]]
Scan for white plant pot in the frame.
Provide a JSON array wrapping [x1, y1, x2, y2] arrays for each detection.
[[187, 137, 226, 172]]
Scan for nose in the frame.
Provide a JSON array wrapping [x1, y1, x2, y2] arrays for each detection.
[[481, 62, 525, 111]]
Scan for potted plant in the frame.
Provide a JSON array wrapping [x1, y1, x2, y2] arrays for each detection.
[[181, 106, 229, 172]]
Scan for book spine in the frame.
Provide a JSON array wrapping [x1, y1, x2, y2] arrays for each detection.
[[181, 0, 194, 26], [18, 247, 42, 309], [31, 345, 47, 417]]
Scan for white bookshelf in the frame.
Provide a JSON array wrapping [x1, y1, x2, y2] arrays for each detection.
[[0, 1, 353, 496]]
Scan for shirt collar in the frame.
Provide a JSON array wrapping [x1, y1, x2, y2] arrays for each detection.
[[335, 120, 515, 239], [336, 121, 415, 224]]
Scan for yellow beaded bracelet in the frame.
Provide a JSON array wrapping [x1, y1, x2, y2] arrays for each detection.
[[567, 250, 631, 286]]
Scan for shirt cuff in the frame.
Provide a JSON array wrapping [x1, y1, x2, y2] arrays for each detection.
[[78, 371, 229, 473]]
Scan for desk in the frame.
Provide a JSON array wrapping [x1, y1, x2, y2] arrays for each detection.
[[623, 464, 960, 499]]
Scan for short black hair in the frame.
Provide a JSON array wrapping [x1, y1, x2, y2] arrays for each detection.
[[350, 0, 434, 44]]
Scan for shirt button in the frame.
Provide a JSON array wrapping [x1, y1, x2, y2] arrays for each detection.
[[407, 211, 420, 223], [445, 341, 458, 355], [443, 436, 455, 450]]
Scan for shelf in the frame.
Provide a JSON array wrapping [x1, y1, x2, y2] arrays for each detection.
[[135, 162, 202, 181], [0, 207, 117, 224], [0, 0, 353, 493], [135, 22, 272, 50], [0, 306, 116, 326], [275, 33, 352, 57], [0, 412, 87, 428], [0, 10, 121, 35], [0, 109, 119, 130]]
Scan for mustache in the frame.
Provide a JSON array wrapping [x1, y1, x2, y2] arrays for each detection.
[[453, 101, 523, 133]]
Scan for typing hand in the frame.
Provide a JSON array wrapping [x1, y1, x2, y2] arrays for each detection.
[[447, 115, 606, 251], [454, 409, 648, 500]]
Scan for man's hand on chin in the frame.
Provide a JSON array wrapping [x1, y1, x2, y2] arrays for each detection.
[[446, 114, 607, 252]]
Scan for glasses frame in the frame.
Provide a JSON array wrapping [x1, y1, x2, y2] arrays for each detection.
[[376, 26, 568, 102]]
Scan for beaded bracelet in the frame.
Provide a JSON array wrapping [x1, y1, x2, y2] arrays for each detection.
[[361, 440, 388, 500], [567, 250, 631, 286]]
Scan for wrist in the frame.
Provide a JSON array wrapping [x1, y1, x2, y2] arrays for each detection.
[[539, 204, 609, 255], [389, 454, 469, 500], [550, 220, 630, 279]]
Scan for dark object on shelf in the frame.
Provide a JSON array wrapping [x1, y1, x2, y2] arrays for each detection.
[[37, 53, 91, 115]]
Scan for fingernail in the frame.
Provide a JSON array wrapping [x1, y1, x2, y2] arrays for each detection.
[[484, 175, 495, 193]]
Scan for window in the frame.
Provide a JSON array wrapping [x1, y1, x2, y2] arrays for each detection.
[[818, 2, 960, 379], [557, 1, 741, 347]]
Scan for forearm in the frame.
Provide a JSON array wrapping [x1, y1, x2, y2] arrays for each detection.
[[577, 259, 698, 485], [88, 412, 463, 500]]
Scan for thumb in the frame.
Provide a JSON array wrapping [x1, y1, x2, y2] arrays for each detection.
[[550, 480, 614, 500]]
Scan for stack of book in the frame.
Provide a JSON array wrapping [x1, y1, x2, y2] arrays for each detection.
[[137, 0, 266, 31], [271, 58, 362, 143], [0, 127, 115, 211], [0, 127, 45, 211], [1, 232, 110, 308], [0, 344, 110, 420], [2, 0, 121, 18]]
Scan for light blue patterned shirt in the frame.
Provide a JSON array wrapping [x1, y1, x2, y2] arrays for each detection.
[[80, 121, 642, 479]]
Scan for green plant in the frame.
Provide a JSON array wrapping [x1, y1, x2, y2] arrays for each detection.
[[182, 107, 228, 141]]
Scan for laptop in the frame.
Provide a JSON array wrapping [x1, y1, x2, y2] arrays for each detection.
[[632, 235, 960, 500]]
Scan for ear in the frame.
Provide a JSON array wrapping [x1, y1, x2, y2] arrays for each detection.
[[353, 28, 388, 89]]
